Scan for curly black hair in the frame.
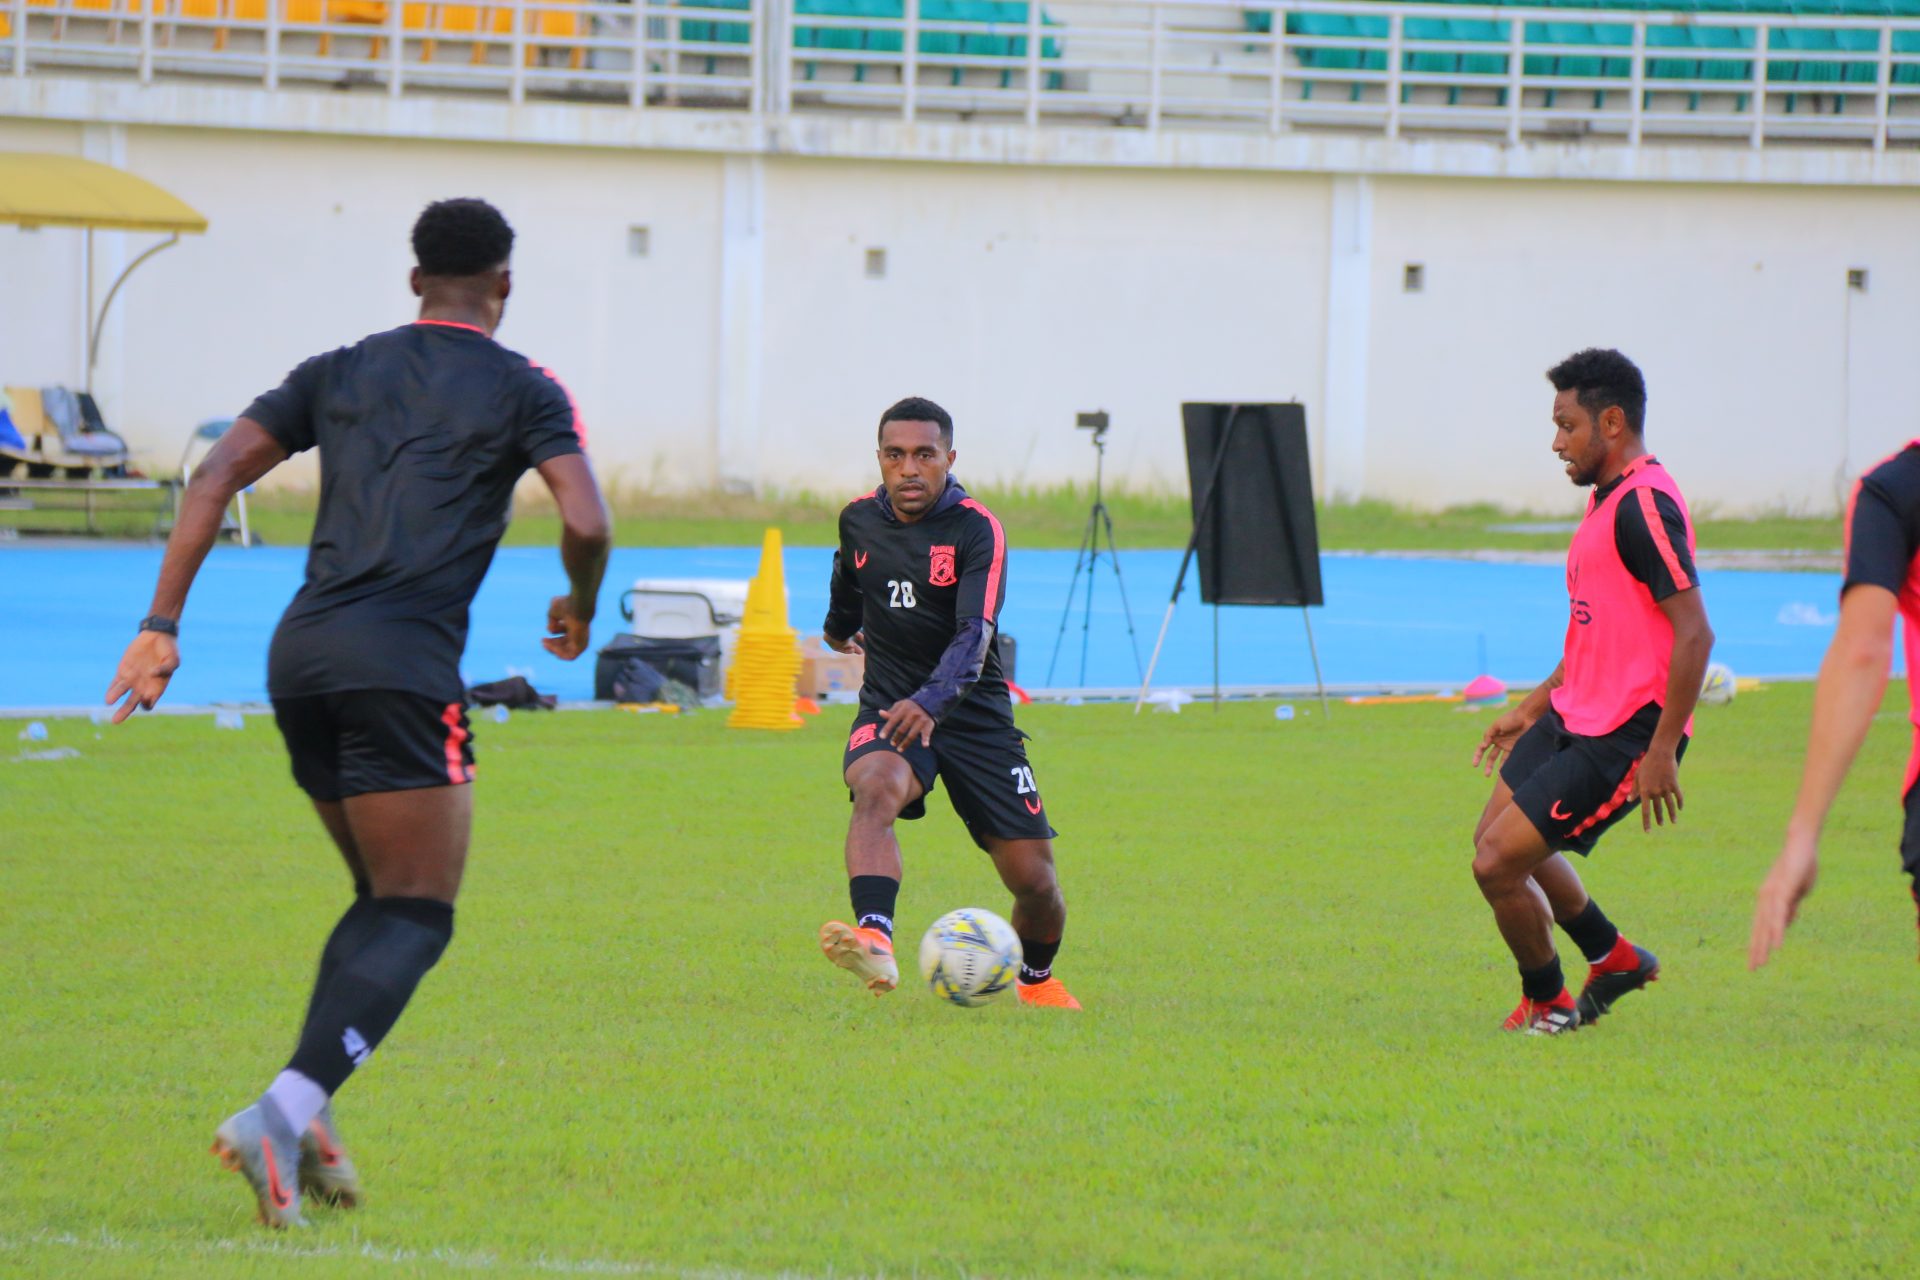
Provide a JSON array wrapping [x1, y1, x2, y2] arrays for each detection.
[[877, 395, 953, 446], [411, 198, 514, 278], [1547, 348, 1646, 435]]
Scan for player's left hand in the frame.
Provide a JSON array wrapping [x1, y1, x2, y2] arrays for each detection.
[[1749, 833, 1818, 971], [879, 697, 935, 751], [1636, 746, 1683, 831], [543, 594, 592, 660], [105, 630, 181, 723]]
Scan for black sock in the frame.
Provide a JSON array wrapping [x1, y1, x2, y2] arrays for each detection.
[[1019, 937, 1061, 986], [849, 875, 899, 939], [299, 888, 378, 1036], [287, 897, 454, 1095], [1519, 954, 1566, 1004], [1559, 898, 1621, 964]]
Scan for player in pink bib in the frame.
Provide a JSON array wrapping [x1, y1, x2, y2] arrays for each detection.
[[1472, 349, 1716, 1035], [1751, 439, 1920, 970]]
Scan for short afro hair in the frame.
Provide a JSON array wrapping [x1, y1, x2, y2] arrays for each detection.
[[877, 396, 953, 446], [1547, 348, 1646, 435], [412, 198, 514, 278]]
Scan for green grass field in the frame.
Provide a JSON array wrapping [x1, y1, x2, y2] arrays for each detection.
[[2, 485, 1844, 556], [4, 684, 1917, 1277]]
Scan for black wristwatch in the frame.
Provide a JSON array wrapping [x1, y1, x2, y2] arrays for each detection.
[[138, 615, 179, 637]]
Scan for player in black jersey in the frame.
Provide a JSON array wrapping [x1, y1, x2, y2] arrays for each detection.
[[104, 199, 611, 1228], [1752, 439, 1920, 970], [816, 397, 1080, 1009]]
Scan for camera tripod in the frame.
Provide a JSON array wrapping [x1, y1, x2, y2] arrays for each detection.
[[1045, 417, 1144, 688]]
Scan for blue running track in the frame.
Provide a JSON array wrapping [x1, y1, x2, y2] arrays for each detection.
[[0, 545, 1848, 709]]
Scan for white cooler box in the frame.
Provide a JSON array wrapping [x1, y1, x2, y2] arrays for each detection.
[[617, 578, 784, 677]]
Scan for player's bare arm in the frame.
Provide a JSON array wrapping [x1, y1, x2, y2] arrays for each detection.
[[1474, 662, 1564, 775], [825, 629, 866, 656], [1749, 584, 1896, 969], [1637, 586, 1714, 830], [104, 417, 288, 722], [535, 451, 611, 660]]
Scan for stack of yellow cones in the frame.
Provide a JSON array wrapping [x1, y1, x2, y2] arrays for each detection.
[[727, 527, 803, 731]]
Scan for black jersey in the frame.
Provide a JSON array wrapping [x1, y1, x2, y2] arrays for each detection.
[[245, 320, 585, 703], [824, 478, 1013, 727]]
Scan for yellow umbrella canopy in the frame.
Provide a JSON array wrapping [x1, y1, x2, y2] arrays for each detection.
[[0, 152, 207, 234]]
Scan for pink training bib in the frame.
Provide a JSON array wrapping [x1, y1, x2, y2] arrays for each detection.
[[1551, 457, 1697, 738]]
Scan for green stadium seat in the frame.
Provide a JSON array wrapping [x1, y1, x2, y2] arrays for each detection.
[[1242, 0, 1913, 114], [1451, 19, 1511, 79], [1288, 12, 1388, 102]]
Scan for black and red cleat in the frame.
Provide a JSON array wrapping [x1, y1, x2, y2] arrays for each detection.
[[1501, 990, 1581, 1036], [1577, 940, 1660, 1024]]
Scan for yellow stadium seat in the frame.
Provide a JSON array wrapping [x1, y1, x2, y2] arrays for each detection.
[[525, 0, 582, 69]]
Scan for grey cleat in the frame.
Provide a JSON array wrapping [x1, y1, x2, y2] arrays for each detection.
[[299, 1105, 362, 1208], [210, 1104, 305, 1229]]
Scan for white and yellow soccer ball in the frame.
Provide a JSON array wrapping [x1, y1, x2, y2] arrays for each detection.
[[919, 908, 1022, 1007], [1699, 662, 1737, 707]]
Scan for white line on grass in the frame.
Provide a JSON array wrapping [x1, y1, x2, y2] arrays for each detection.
[[3, 1229, 916, 1280]]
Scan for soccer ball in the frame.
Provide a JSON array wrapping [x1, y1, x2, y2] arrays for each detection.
[[919, 908, 1022, 1007], [1699, 662, 1737, 707]]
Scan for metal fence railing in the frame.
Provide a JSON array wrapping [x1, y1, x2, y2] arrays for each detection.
[[8, 0, 1920, 149]]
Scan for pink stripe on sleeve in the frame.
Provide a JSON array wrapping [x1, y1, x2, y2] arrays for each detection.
[[1635, 487, 1691, 592], [529, 358, 587, 447], [959, 498, 1006, 623]]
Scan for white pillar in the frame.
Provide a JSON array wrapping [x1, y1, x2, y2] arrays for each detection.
[[714, 155, 766, 495], [80, 123, 129, 416], [1321, 174, 1372, 504]]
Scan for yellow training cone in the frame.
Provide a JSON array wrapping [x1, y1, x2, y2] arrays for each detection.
[[728, 527, 803, 732]]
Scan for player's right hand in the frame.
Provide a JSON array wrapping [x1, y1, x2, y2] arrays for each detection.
[[1472, 709, 1532, 776], [105, 631, 181, 723], [826, 630, 866, 656], [1749, 834, 1819, 971], [543, 594, 592, 660]]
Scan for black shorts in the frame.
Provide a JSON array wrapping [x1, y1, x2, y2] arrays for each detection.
[[272, 690, 474, 803], [1899, 784, 1920, 882], [843, 709, 1058, 852], [1501, 702, 1687, 857]]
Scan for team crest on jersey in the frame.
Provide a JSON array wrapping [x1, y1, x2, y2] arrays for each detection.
[[928, 545, 957, 587]]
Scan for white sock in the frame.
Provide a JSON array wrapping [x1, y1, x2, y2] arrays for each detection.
[[264, 1069, 329, 1135]]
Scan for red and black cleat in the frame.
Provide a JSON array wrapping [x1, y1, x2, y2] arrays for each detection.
[[1577, 942, 1660, 1024], [1502, 991, 1581, 1036]]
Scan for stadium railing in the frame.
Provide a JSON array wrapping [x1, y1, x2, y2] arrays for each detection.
[[6, 0, 1920, 147]]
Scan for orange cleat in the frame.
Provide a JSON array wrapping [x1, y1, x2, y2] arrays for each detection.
[[1016, 976, 1082, 1010], [819, 921, 898, 995]]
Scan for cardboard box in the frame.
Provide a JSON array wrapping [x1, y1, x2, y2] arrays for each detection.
[[798, 635, 865, 700]]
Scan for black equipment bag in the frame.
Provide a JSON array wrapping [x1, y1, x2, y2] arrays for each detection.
[[594, 634, 722, 701]]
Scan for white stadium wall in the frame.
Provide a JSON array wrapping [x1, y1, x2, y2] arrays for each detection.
[[5, 116, 1918, 514]]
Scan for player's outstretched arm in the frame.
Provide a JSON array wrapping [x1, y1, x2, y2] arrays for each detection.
[[105, 418, 288, 723], [1636, 588, 1715, 830], [535, 452, 612, 660], [1474, 662, 1563, 775], [1750, 584, 1895, 970]]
